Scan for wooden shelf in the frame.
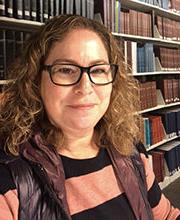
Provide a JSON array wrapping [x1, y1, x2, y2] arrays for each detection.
[[113, 33, 180, 49], [0, 16, 42, 31], [139, 102, 180, 114], [121, 0, 180, 22]]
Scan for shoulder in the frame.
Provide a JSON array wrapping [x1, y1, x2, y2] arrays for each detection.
[[0, 149, 34, 193], [0, 148, 18, 194], [0, 148, 20, 219]]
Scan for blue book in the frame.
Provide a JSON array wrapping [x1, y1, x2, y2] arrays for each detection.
[[158, 142, 178, 175]]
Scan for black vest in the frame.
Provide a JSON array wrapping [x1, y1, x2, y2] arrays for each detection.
[[1, 153, 69, 220], [0, 143, 153, 220]]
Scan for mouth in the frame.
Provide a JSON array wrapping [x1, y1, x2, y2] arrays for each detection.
[[68, 104, 96, 110]]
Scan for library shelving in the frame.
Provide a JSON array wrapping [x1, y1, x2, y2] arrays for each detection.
[[1, 0, 180, 188], [118, 0, 180, 186]]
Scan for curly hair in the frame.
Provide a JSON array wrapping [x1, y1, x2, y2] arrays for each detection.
[[0, 14, 141, 156]]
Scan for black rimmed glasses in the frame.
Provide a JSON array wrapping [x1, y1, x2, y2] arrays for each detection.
[[42, 63, 118, 86]]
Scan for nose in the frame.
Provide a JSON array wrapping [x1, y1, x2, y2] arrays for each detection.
[[74, 72, 93, 95]]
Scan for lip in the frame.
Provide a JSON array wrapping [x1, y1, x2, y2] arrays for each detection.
[[68, 104, 96, 110]]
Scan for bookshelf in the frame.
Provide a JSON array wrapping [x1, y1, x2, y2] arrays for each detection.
[[0, 0, 180, 188], [118, 0, 180, 187]]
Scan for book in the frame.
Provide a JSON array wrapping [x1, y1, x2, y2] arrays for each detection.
[[158, 141, 180, 175], [75, 0, 81, 15], [30, 0, 37, 21], [36, 0, 43, 22], [23, 0, 31, 20], [151, 150, 165, 182], [0, 0, 5, 16], [5, 0, 13, 17], [13, 0, 23, 19], [115, 0, 121, 33]]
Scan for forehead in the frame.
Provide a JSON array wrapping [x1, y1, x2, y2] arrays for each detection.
[[54, 29, 106, 48], [46, 29, 109, 64]]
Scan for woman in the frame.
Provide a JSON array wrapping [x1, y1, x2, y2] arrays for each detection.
[[0, 15, 179, 220]]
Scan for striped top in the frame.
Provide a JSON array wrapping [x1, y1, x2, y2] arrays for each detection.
[[0, 147, 180, 220]]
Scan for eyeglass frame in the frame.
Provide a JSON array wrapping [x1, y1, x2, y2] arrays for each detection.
[[42, 63, 118, 86]]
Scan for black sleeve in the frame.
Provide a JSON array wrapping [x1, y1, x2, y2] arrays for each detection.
[[135, 141, 149, 158], [0, 163, 16, 194]]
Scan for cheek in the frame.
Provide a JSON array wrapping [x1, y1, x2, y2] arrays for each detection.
[[100, 84, 112, 100], [98, 85, 112, 110], [40, 77, 65, 114]]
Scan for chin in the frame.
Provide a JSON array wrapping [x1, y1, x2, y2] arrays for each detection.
[[69, 119, 97, 131]]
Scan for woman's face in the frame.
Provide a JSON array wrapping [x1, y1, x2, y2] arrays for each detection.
[[40, 29, 112, 135]]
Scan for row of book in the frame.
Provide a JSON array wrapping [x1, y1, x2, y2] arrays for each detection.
[[141, 108, 180, 148], [157, 78, 180, 104], [140, 115, 165, 147], [157, 109, 180, 138], [120, 9, 152, 36], [139, 77, 180, 110], [94, 0, 121, 33], [96, 1, 180, 36], [150, 140, 180, 182], [1, 1, 180, 37], [0, 0, 95, 22], [155, 47, 180, 70], [122, 41, 152, 73], [122, 41, 180, 73], [156, 16, 180, 42], [137, 43, 155, 72], [0, 29, 31, 80], [139, 81, 157, 110]]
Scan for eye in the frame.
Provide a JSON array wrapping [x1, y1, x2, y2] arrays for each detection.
[[53, 65, 77, 75], [90, 65, 109, 74]]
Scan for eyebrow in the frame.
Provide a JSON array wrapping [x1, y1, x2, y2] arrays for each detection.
[[52, 58, 109, 66]]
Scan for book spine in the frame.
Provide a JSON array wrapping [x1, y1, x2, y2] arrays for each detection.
[[23, 0, 30, 20], [0, 0, 5, 16], [31, 0, 37, 21], [5, 0, 13, 17]]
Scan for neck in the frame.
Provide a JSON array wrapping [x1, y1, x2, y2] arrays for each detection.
[[58, 129, 99, 159]]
